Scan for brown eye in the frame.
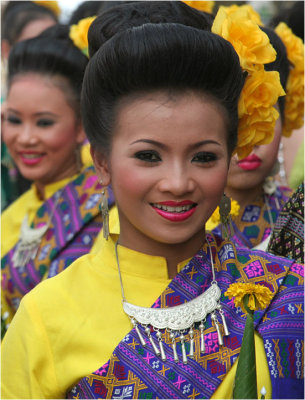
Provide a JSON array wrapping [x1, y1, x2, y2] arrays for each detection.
[[135, 151, 161, 162], [37, 119, 54, 127], [7, 115, 21, 125], [192, 152, 217, 163]]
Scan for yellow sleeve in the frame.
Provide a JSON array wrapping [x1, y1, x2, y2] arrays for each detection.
[[1, 294, 62, 399]]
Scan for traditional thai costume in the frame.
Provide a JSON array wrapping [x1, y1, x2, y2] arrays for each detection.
[[1, 209, 303, 399], [1, 166, 115, 330]]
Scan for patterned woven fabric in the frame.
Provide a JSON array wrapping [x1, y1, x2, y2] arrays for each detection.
[[213, 186, 292, 249], [268, 183, 304, 263], [1, 166, 115, 326], [67, 234, 304, 399]]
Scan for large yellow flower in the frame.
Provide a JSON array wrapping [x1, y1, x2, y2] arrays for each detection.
[[238, 70, 285, 117], [275, 22, 304, 137], [33, 1, 61, 17], [221, 4, 262, 25], [212, 5, 285, 158], [212, 6, 276, 72], [276, 22, 304, 72], [225, 282, 273, 313], [237, 107, 279, 159], [69, 16, 96, 56], [182, 1, 215, 13]]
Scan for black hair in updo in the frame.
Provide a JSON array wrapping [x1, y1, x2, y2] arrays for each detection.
[[82, 23, 245, 156], [88, 0, 213, 57], [1, 1, 58, 45], [7, 24, 88, 118], [260, 26, 289, 122]]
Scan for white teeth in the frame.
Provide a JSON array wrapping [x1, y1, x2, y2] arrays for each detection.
[[22, 154, 43, 159], [152, 204, 193, 213]]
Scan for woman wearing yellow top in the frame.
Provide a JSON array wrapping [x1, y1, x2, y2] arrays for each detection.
[[1, 24, 112, 333], [2, 4, 304, 400]]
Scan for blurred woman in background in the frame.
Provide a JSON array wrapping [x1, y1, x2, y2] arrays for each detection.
[[1, 24, 113, 335]]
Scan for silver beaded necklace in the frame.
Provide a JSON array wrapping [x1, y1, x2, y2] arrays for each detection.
[[115, 240, 230, 364]]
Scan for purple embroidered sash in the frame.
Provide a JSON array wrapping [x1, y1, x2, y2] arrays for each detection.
[[213, 186, 292, 249], [2, 166, 115, 320], [67, 235, 304, 399]]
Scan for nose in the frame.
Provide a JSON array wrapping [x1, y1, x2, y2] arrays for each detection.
[[16, 124, 38, 145], [158, 163, 195, 196]]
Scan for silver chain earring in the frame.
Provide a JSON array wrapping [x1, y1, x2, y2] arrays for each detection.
[[100, 183, 109, 240], [219, 193, 234, 239]]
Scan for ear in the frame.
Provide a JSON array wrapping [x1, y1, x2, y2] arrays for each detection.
[[90, 145, 111, 186], [1, 40, 11, 60], [75, 123, 87, 144]]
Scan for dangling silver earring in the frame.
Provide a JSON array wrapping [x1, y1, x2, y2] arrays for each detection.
[[263, 159, 279, 197], [277, 141, 287, 186], [100, 183, 109, 240], [219, 193, 234, 239]]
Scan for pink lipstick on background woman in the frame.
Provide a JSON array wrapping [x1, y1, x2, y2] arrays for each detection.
[[237, 154, 262, 171]]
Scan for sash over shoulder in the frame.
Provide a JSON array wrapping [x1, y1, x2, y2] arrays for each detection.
[[1, 166, 115, 322], [67, 235, 304, 399]]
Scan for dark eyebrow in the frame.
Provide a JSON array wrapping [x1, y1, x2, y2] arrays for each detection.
[[130, 139, 167, 149], [34, 112, 58, 117], [188, 140, 222, 149], [6, 108, 20, 114], [130, 139, 221, 149], [6, 109, 58, 118]]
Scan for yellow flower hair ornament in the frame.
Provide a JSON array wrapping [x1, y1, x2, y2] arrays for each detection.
[[275, 22, 304, 137], [182, 1, 215, 14], [69, 16, 97, 57], [33, 1, 61, 17], [212, 6, 285, 159]]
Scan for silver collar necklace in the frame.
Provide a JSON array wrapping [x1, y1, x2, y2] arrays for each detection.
[[12, 191, 61, 268], [115, 240, 230, 364]]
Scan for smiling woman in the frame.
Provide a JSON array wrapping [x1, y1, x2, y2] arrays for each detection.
[[1, 3, 303, 400], [1, 24, 113, 334]]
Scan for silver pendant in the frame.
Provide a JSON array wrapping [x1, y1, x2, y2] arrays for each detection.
[[124, 283, 230, 363], [12, 215, 48, 268]]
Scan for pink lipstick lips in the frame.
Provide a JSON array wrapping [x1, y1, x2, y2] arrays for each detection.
[[237, 154, 262, 171], [19, 151, 45, 166], [151, 200, 197, 222]]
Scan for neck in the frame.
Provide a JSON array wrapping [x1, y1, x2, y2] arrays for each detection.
[[118, 228, 206, 280], [34, 164, 79, 201], [225, 184, 264, 208]]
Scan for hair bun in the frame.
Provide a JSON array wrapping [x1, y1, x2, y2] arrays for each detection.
[[87, 0, 214, 59]]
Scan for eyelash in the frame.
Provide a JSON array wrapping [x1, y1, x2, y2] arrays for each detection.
[[6, 116, 55, 127], [6, 116, 21, 125], [192, 152, 217, 163], [37, 119, 54, 127], [134, 151, 217, 164], [134, 150, 161, 163]]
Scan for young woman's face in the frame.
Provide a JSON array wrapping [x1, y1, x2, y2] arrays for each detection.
[[3, 74, 85, 187], [226, 110, 282, 192], [95, 92, 229, 248]]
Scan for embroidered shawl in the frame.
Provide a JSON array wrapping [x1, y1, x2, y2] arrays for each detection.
[[1, 166, 115, 325], [213, 186, 292, 249], [268, 183, 304, 263], [67, 234, 304, 399]]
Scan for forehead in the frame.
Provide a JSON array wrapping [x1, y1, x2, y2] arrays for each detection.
[[8, 73, 74, 109], [112, 90, 228, 146]]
